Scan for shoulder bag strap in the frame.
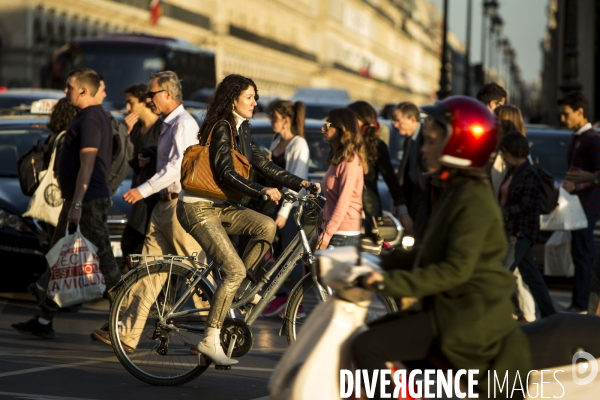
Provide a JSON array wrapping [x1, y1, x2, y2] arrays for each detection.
[[202, 120, 235, 148]]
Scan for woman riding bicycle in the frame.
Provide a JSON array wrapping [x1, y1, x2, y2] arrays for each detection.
[[352, 96, 531, 398], [176, 74, 315, 366]]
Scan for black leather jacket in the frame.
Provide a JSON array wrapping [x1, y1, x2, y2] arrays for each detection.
[[208, 120, 304, 199]]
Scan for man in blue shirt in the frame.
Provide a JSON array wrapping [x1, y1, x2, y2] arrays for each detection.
[[12, 68, 121, 338]]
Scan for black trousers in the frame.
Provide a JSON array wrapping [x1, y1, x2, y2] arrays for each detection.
[[351, 312, 434, 400], [508, 236, 556, 317]]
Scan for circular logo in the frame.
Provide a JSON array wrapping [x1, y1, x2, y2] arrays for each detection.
[[572, 351, 599, 385], [44, 184, 64, 208]]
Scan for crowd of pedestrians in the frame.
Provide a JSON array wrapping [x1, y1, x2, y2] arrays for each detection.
[[9, 67, 600, 387]]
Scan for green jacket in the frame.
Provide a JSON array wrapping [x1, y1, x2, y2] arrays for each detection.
[[381, 175, 531, 397]]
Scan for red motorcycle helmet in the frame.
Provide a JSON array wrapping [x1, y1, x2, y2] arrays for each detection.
[[421, 95, 498, 169]]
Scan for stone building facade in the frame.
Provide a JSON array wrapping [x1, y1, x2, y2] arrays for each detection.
[[0, 0, 443, 107]]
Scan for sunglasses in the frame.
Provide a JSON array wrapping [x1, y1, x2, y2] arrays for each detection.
[[322, 121, 334, 130], [146, 89, 166, 99]]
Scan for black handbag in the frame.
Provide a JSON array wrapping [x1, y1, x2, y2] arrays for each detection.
[[533, 158, 559, 214]]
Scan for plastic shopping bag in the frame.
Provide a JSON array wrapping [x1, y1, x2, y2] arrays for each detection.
[[540, 187, 588, 231], [544, 230, 575, 277], [46, 225, 105, 307], [22, 132, 65, 226]]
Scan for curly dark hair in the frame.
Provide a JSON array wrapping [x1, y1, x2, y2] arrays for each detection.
[[47, 97, 78, 133], [199, 74, 258, 140], [347, 101, 379, 166]]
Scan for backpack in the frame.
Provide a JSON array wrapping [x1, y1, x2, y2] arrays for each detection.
[[533, 158, 559, 214], [17, 140, 45, 196], [108, 114, 134, 194]]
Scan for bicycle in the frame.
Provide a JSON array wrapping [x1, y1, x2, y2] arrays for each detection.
[[108, 188, 397, 386]]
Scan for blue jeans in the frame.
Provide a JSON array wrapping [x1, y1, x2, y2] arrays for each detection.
[[571, 212, 599, 309]]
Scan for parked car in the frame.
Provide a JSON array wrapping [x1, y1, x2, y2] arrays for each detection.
[[249, 118, 404, 246], [0, 115, 131, 292], [0, 88, 66, 114], [290, 88, 353, 120]]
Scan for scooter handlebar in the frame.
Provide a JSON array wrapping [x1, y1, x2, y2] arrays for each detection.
[[350, 274, 385, 292]]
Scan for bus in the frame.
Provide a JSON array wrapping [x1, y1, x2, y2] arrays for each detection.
[[43, 34, 216, 109]]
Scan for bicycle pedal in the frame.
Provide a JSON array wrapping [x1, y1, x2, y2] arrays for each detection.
[[215, 365, 232, 371]]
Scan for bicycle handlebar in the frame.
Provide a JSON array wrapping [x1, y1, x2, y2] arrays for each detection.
[[262, 188, 325, 204]]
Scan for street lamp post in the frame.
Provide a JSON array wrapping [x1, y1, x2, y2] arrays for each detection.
[[481, 0, 499, 83], [463, 0, 473, 96], [560, 0, 582, 93], [437, 0, 451, 99], [489, 15, 503, 82]]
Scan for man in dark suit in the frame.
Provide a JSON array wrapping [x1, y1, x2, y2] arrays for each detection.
[[392, 101, 428, 241]]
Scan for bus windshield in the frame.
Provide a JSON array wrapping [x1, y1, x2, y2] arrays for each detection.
[[80, 46, 165, 108], [44, 35, 216, 110]]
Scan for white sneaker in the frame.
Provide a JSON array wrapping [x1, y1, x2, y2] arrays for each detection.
[[197, 327, 238, 366]]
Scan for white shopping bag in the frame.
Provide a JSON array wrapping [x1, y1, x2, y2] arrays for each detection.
[[544, 230, 575, 277], [540, 187, 588, 231], [22, 132, 65, 226], [46, 225, 105, 308]]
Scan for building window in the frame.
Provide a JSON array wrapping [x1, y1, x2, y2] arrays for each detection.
[[33, 17, 43, 44], [46, 21, 54, 45]]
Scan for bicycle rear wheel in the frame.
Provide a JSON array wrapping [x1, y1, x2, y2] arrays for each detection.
[[284, 273, 397, 344], [109, 260, 214, 386]]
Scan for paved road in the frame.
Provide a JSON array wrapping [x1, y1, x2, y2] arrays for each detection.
[[0, 288, 578, 400], [0, 294, 285, 400]]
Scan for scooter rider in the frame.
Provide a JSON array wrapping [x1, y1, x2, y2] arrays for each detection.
[[352, 96, 531, 399]]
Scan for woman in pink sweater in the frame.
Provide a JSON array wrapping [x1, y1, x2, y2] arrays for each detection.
[[316, 108, 368, 250]]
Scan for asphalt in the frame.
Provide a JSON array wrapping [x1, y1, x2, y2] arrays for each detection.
[[0, 288, 581, 400], [0, 293, 284, 400]]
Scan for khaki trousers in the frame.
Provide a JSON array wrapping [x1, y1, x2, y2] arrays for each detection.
[[119, 198, 207, 349]]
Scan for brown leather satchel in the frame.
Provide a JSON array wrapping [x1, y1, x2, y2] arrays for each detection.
[[180, 120, 251, 203]]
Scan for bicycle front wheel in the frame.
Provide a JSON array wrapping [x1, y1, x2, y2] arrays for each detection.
[[109, 260, 214, 386], [284, 273, 398, 344]]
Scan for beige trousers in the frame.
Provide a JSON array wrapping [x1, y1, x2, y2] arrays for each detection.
[[119, 199, 207, 349]]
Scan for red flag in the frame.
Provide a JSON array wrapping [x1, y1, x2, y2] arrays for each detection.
[[150, 0, 162, 25]]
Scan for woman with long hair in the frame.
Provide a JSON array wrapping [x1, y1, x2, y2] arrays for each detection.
[[352, 96, 531, 397], [262, 100, 310, 317], [176, 74, 314, 365], [491, 104, 527, 197], [491, 104, 537, 321], [499, 132, 556, 318], [43, 97, 79, 171], [315, 108, 368, 250], [347, 101, 408, 222]]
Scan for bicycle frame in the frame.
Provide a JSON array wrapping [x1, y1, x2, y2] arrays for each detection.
[[129, 193, 330, 331]]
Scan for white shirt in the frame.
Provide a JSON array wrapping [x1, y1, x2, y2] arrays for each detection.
[[137, 104, 199, 198], [574, 122, 593, 136]]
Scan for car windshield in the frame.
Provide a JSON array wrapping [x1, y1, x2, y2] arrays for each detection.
[[528, 133, 570, 180], [0, 128, 50, 177], [0, 96, 44, 110], [304, 105, 342, 120], [250, 125, 329, 173]]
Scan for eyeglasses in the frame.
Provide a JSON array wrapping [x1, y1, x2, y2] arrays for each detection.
[[322, 122, 334, 130], [146, 89, 166, 99]]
